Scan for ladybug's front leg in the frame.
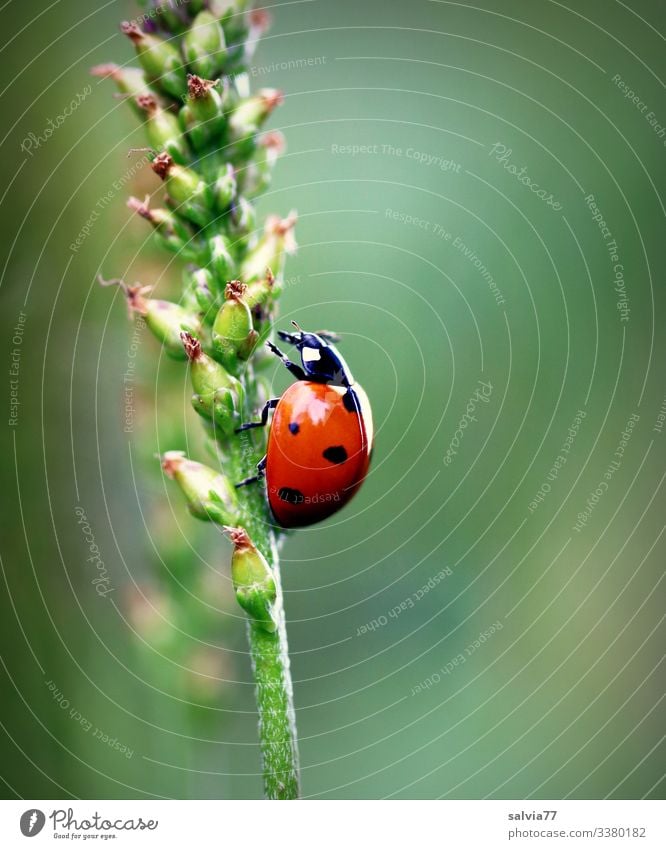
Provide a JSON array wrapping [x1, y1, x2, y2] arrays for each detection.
[[266, 340, 306, 380], [235, 455, 267, 489], [235, 398, 279, 433]]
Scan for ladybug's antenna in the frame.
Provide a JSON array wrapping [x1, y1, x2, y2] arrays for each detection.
[[290, 320, 302, 333]]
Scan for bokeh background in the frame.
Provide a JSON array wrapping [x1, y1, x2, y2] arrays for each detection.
[[1, 0, 664, 800]]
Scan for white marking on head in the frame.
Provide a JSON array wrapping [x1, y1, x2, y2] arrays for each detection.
[[302, 346, 321, 363]]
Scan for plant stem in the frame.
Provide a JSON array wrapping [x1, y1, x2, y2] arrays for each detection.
[[230, 437, 300, 799]]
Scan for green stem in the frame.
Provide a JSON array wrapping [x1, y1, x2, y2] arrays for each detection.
[[229, 434, 300, 799]]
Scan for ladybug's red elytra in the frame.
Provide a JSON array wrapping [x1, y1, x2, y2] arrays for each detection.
[[236, 323, 373, 527]]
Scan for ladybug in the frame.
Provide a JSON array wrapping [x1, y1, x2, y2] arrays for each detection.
[[236, 323, 373, 527]]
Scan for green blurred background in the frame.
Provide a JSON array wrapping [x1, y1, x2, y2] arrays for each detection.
[[1, 0, 664, 799]]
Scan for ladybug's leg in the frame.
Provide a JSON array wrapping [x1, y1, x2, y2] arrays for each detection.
[[266, 340, 306, 380], [235, 455, 267, 488], [235, 398, 279, 432]]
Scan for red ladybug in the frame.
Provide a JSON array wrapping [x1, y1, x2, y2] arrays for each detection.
[[236, 323, 373, 527]]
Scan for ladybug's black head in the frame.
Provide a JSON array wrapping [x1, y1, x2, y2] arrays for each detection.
[[277, 322, 354, 386]]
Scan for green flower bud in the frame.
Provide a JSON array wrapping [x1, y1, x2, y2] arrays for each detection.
[[215, 163, 237, 210], [229, 88, 283, 141], [243, 267, 281, 310], [90, 64, 156, 117], [212, 281, 258, 371], [180, 75, 225, 150], [161, 451, 238, 524], [224, 527, 277, 633], [153, 0, 191, 33], [240, 210, 297, 282], [181, 331, 243, 434], [184, 266, 218, 318], [104, 280, 199, 359], [127, 195, 196, 259], [183, 11, 227, 79], [151, 152, 214, 227], [121, 21, 187, 99], [135, 94, 188, 164], [216, 0, 250, 30], [209, 233, 235, 284]]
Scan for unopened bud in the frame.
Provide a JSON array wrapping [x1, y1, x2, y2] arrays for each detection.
[[228, 89, 284, 143], [135, 94, 188, 163], [90, 64, 155, 116], [100, 277, 199, 359], [127, 195, 194, 257], [209, 233, 235, 284], [183, 11, 227, 79], [224, 526, 277, 632], [180, 75, 225, 150], [151, 152, 214, 227], [240, 210, 297, 282], [184, 266, 218, 318], [243, 267, 280, 310], [215, 163, 237, 210], [181, 331, 243, 433], [121, 21, 187, 98], [162, 451, 238, 524], [212, 281, 258, 371]]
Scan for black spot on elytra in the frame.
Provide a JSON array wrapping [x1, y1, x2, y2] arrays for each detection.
[[288, 422, 300, 434], [323, 445, 348, 464], [278, 487, 304, 504], [343, 388, 360, 413]]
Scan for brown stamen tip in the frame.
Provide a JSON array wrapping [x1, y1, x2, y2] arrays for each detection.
[[260, 130, 285, 153], [120, 21, 144, 44], [90, 63, 120, 80], [181, 331, 203, 361], [187, 74, 217, 99], [124, 284, 151, 316], [265, 267, 276, 288], [260, 89, 284, 111], [224, 280, 247, 301], [151, 151, 174, 180], [136, 93, 158, 113], [161, 450, 185, 479], [222, 526, 253, 550], [127, 195, 154, 221]]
